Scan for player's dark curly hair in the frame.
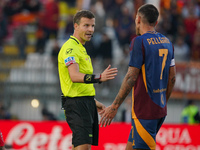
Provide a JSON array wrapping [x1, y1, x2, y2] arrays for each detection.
[[138, 4, 159, 26], [73, 10, 95, 25]]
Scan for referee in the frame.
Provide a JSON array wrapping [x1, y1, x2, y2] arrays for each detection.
[[58, 10, 118, 150]]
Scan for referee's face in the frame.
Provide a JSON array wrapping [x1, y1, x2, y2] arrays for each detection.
[[74, 17, 95, 44]]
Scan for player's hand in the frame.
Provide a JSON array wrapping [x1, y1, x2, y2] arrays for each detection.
[[100, 65, 118, 82], [99, 104, 118, 127]]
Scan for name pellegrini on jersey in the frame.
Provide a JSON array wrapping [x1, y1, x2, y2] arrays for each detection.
[[147, 37, 170, 45]]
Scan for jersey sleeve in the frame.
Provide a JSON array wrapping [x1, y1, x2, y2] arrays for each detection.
[[129, 37, 144, 69], [63, 47, 80, 67]]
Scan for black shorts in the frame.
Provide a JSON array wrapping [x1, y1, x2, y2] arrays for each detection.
[[63, 96, 99, 147]]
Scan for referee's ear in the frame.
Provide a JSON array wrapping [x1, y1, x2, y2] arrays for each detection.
[[74, 23, 79, 30]]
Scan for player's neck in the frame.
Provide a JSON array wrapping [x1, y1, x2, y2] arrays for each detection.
[[140, 25, 155, 35]]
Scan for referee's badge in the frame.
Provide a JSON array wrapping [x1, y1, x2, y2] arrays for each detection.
[[86, 75, 92, 81], [85, 56, 91, 62], [66, 48, 73, 54], [64, 57, 76, 66]]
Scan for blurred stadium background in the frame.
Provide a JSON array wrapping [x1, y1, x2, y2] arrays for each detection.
[[0, 0, 200, 124]]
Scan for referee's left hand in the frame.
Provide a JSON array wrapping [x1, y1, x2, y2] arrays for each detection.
[[99, 104, 118, 127], [100, 65, 118, 82]]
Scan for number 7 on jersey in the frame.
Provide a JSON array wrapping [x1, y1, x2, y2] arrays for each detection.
[[159, 49, 168, 80]]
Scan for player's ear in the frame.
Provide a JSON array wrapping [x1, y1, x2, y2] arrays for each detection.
[[136, 15, 141, 24]]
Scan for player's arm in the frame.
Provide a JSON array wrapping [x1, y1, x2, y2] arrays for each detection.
[[111, 66, 140, 109], [68, 63, 118, 83], [166, 66, 176, 102], [100, 66, 140, 127]]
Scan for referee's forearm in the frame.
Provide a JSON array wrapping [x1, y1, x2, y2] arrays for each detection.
[[70, 73, 85, 83]]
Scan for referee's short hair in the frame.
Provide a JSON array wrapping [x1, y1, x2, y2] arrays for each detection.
[[138, 4, 159, 26], [73, 10, 95, 25]]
